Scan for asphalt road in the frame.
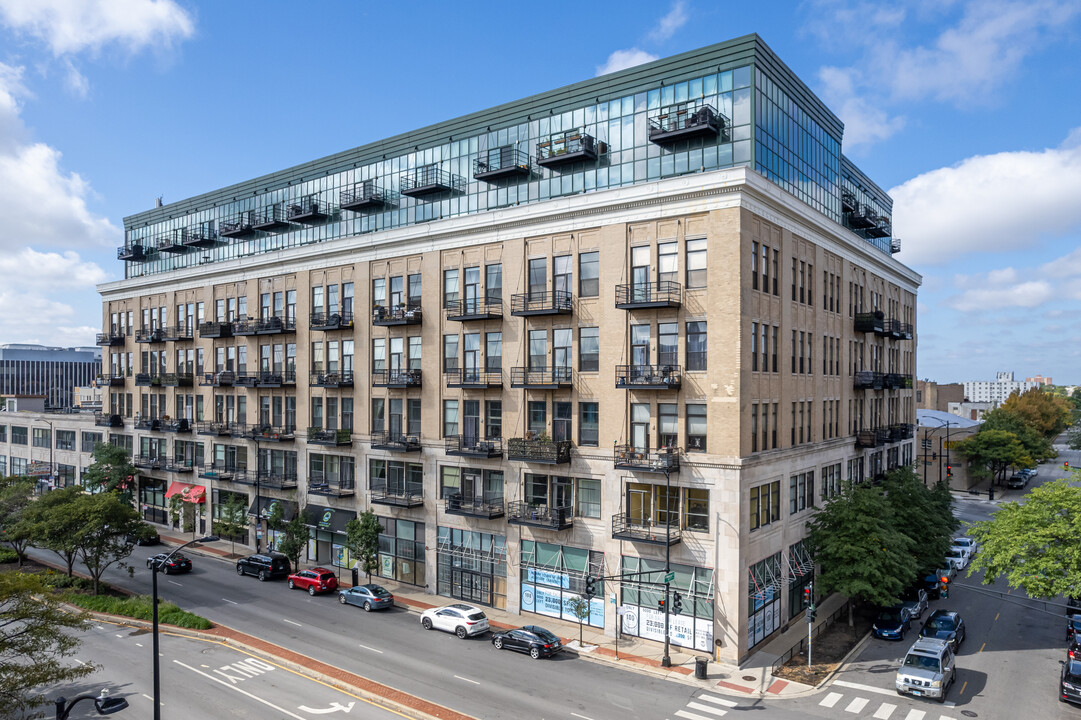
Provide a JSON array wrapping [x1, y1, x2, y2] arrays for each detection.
[[32, 620, 404, 720]]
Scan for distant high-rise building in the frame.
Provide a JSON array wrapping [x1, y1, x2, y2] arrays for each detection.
[[0, 345, 102, 409], [963, 370, 1041, 405]]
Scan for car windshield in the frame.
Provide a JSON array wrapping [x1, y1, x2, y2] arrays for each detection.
[[1070, 617, 1081, 630], [927, 616, 955, 631], [877, 609, 903, 623], [467, 612, 487, 621], [534, 629, 559, 643], [904, 654, 940, 671], [1068, 660, 1081, 680]]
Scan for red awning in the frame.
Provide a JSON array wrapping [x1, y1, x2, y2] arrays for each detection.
[[164, 481, 206, 504]]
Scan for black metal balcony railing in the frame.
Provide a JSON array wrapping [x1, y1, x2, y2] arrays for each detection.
[[444, 368, 502, 389], [134, 373, 163, 387], [856, 429, 880, 448], [854, 312, 884, 334], [182, 225, 222, 249], [198, 321, 233, 339], [307, 428, 352, 446], [231, 319, 257, 336], [506, 437, 573, 464], [615, 364, 681, 390], [159, 325, 194, 342], [613, 445, 680, 473], [891, 238, 902, 254], [506, 501, 573, 530], [198, 464, 240, 481], [614, 281, 683, 310], [370, 430, 421, 452], [200, 371, 235, 387], [473, 147, 530, 181], [340, 182, 392, 212], [371, 369, 422, 388], [841, 190, 858, 213], [369, 486, 424, 508], [510, 290, 573, 316], [118, 244, 147, 261], [251, 204, 290, 232], [233, 371, 258, 387], [847, 205, 878, 230], [135, 328, 166, 343], [444, 494, 505, 519], [247, 424, 295, 442], [165, 458, 195, 474], [371, 304, 423, 325], [898, 422, 915, 440], [161, 418, 192, 433], [96, 330, 126, 346], [510, 366, 572, 389], [309, 311, 355, 331], [133, 454, 163, 470], [884, 372, 905, 390], [611, 515, 682, 545], [286, 195, 330, 224], [536, 130, 598, 168], [254, 316, 296, 335], [444, 435, 503, 458], [648, 102, 726, 144], [158, 229, 188, 253], [444, 298, 503, 322], [195, 421, 240, 437], [256, 369, 296, 387], [219, 211, 255, 238], [257, 470, 298, 490], [97, 373, 126, 387], [399, 166, 463, 197], [854, 370, 884, 391], [94, 413, 123, 428], [310, 371, 355, 388], [160, 373, 194, 387], [134, 417, 162, 432], [307, 472, 355, 497]]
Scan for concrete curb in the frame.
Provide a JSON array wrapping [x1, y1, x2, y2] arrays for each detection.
[[814, 629, 874, 690]]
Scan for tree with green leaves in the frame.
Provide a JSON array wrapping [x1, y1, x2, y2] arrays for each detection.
[[266, 498, 286, 532], [881, 467, 958, 578], [966, 478, 1081, 598], [565, 594, 591, 647], [345, 510, 383, 582], [979, 407, 1054, 463], [22, 486, 85, 577], [0, 572, 95, 717], [276, 516, 308, 570], [74, 491, 143, 595], [953, 428, 1031, 486], [214, 494, 250, 556], [806, 481, 917, 626], [0, 477, 35, 565], [1000, 387, 1072, 439], [80, 442, 136, 501]]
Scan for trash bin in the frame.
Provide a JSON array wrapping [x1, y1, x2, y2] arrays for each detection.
[[694, 656, 708, 679]]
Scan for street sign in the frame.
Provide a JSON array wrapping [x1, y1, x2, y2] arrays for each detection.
[[663, 571, 675, 583]]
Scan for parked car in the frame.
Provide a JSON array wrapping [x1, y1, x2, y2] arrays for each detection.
[[952, 537, 978, 556], [944, 548, 969, 570], [1068, 614, 1081, 643], [896, 637, 956, 703], [873, 605, 913, 641], [949, 543, 973, 563], [1068, 636, 1080, 660], [1027, 467, 1039, 479], [146, 553, 191, 574], [1007, 473, 1029, 490], [287, 567, 339, 595], [900, 586, 929, 620], [491, 625, 564, 659], [420, 603, 490, 638], [920, 609, 967, 651], [339, 583, 394, 611], [236, 552, 291, 581], [127, 525, 161, 546], [1062, 658, 1081, 705]]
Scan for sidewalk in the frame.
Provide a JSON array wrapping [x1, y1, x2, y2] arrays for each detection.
[[158, 530, 818, 699]]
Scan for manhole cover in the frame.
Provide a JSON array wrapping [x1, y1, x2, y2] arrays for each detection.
[[741, 675, 756, 681], [961, 712, 977, 718]]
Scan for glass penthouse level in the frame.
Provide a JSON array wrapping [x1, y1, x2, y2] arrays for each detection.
[[121, 34, 896, 273]]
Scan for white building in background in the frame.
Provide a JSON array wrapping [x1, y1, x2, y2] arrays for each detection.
[[963, 371, 1042, 406]]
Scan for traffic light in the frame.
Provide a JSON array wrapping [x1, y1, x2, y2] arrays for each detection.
[[946, 464, 953, 478], [658, 598, 666, 613], [807, 605, 817, 622], [803, 586, 812, 609], [672, 592, 683, 615], [940, 575, 950, 600], [584, 575, 596, 599]]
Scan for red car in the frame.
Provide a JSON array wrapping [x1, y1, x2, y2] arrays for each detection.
[[287, 567, 339, 595]]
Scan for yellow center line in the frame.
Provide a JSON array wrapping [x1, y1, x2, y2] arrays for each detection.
[[979, 642, 986, 653], [960, 680, 968, 695], [995, 612, 1000, 622]]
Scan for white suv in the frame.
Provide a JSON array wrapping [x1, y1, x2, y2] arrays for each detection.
[[896, 637, 956, 703], [420, 603, 490, 638]]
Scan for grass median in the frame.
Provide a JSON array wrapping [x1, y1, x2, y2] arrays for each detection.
[[63, 592, 213, 630]]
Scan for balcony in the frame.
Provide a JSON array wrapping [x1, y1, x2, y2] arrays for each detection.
[[847, 204, 878, 230], [399, 166, 462, 198], [841, 190, 858, 213], [198, 464, 240, 482], [371, 369, 422, 389], [161, 418, 192, 433], [854, 371, 884, 391], [648, 102, 726, 145], [134, 417, 162, 432], [614, 281, 682, 310], [219, 211, 255, 238], [445, 298, 502, 322], [134, 373, 163, 387], [158, 229, 188, 254], [473, 147, 530, 181], [247, 424, 295, 442], [307, 473, 355, 498], [891, 238, 902, 254], [445, 368, 502, 389], [310, 311, 354, 331], [200, 371, 235, 387], [252, 205, 291, 233], [94, 413, 123, 428], [133, 454, 163, 470], [256, 370, 295, 388], [198, 321, 233, 339], [854, 312, 884, 334], [310, 371, 354, 389], [231, 319, 257, 336], [340, 181, 392, 212], [506, 437, 572, 464], [97, 373, 126, 387], [444, 435, 503, 458], [536, 130, 598, 169], [370, 430, 421, 453], [884, 372, 906, 390], [511, 367, 572, 390], [96, 331, 126, 346], [371, 303, 422, 326], [307, 428, 352, 446], [117, 244, 147, 261], [255, 316, 296, 335], [611, 515, 682, 546], [233, 371, 258, 387], [160, 373, 194, 387], [856, 429, 880, 448], [370, 486, 424, 508], [506, 501, 573, 531], [510, 290, 573, 316], [286, 195, 330, 224], [135, 328, 166, 344], [159, 325, 194, 342], [182, 225, 223, 249], [257, 470, 298, 490], [444, 494, 505, 519], [195, 421, 240, 437], [613, 445, 680, 474], [615, 364, 681, 391], [165, 458, 195, 474]]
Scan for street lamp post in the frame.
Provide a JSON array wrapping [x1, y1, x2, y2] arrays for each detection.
[[54, 690, 128, 719], [661, 462, 672, 668], [151, 535, 217, 720]]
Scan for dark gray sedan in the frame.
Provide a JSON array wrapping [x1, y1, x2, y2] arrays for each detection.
[[338, 583, 395, 611]]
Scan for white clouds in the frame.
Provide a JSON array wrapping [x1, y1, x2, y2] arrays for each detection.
[[0, 0, 194, 56], [0, 248, 106, 289], [946, 278, 1055, 312], [891, 129, 1081, 265], [596, 48, 659, 76], [648, 1, 688, 43]]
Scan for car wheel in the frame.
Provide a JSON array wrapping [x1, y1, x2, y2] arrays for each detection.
[[236, 565, 244, 576], [258, 570, 267, 582], [494, 637, 504, 650], [363, 602, 371, 612], [938, 682, 948, 704], [339, 594, 347, 605], [456, 626, 468, 639], [530, 646, 541, 660], [308, 586, 316, 596], [288, 579, 295, 589], [422, 617, 433, 630]]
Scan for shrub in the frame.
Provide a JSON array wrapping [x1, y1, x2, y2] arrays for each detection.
[[62, 593, 212, 630], [0, 546, 18, 564], [39, 570, 95, 592]]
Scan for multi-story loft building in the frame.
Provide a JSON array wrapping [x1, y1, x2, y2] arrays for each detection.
[[0, 344, 102, 409], [96, 34, 918, 664]]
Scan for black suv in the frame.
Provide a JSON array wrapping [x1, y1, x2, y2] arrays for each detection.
[[236, 552, 291, 581]]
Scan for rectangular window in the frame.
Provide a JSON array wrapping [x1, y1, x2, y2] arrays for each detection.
[[56, 430, 76, 451], [576, 478, 601, 519], [485, 400, 502, 438], [686, 322, 706, 371], [751, 241, 759, 290], [751, 403, 758, 452], [751, 322, 758, 371], [686, 404, 706, 452], [443, 400, 459, 437], [443, 334, 459, 372], [32, 428, 50, 448], [579, 402, 598, 446], [486, 332, 502, 372], [658, 242, 678, 285], [658, 403, 678, 448], [579, 251, 599, 297], [486, 263, 502, 302], [771, 326, 779, 372], [686, 238, 707, 288], [658, 323, 678, 367], [371, 398, 385, 433], [443, 269, 459, 309], [579, 327, 599, 372]]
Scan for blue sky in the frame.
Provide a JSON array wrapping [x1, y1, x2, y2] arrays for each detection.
[[0, 0, 1079, 384]]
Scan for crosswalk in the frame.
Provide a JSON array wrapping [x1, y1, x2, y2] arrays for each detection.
[[819, 689, 957, 720], [670, 692, 738, 720]]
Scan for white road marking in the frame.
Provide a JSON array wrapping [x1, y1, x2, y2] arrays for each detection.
[[357, 643, 384, 654], [571, 714, 595, 720], [74, 659, 89, 666], [297, 702, 356, 714], [96, 625, 104, 630], [222, 598, 238, 604], [845, 697, 869, 713], [282, 618, 302, 626], [820, 692, 843, 708], [140, 694, 162, 705], [453, 674, 480, 685], [168, 580, 182, 586], [874, 703, 896, 719], [173, 660, 307, 719], [686, 700, 728, 716], [135, 643, 143, 647], [696, 695, 737, 708], [903, 710, 926, 720], [675, 710, 718, 720], [116, 634, 124, 638], [834, 679, 903, 697]]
